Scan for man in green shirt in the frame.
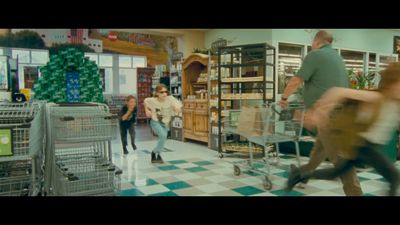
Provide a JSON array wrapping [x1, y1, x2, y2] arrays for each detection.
[[280, 30, 363, 196]]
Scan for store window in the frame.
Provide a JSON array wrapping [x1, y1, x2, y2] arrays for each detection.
[[31, 50, 49, 64], [132, 56, 146, 68], [99, 55, 113, 67], [119, 68, 136, 95], [119, 55, 132, 68], [12, 49, 30, 63], [84, 53, 98, 64]]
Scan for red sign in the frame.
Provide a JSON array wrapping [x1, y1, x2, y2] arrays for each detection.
[[108, 32, 118, 41]]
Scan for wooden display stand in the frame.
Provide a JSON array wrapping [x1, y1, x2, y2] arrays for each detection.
[[182, 53, 210, 144]]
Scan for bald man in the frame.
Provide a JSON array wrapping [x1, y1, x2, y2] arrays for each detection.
[[280, 30, 363, 196]]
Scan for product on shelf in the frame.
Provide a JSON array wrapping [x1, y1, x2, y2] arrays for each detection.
[[137, 68, 155, 119]]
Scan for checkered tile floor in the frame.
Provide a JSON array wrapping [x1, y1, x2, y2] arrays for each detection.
[[112, 130, 400, 196]]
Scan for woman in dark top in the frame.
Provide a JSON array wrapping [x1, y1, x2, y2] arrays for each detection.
[[119, 95, 137, 155]]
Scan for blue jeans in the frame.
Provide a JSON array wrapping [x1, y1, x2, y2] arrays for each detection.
[[150, 120, 169, 154]]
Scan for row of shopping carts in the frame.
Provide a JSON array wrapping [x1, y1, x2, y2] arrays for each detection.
[[0, 101, 45, 196], [43, 102, 121, 196], [0, 101, 121, 196], [221, 103, 305, 190]]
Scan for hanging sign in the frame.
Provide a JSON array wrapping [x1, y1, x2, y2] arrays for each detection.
[[211, 38, 228, 53], [172, 52, 183, 61]]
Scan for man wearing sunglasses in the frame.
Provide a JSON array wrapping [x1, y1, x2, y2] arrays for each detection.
[[144, 84, 182, 163]]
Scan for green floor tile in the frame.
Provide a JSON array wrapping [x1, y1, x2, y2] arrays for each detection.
[[232, 186, 264, 196], [274, 171, 289, 178], [149, 191, 178, 196], [158, 165, 179, 171], [193, 161, 214, 166], [363, 193, 376, 196], [168, 160, 188, 165], [119, 188, 145, 196], [279, 155, 296, 159], [357, 176, 370, 182], [163, 181, 192, 190], [271, 189, 304, 196], [185, 167, 207, 173], [243, 171, 260, 177]]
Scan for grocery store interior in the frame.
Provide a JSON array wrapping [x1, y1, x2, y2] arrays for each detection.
[[0, 29, 399, 196]]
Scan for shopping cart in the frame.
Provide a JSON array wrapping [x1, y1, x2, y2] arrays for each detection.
[[222, 103, 305, 190], [0, 101, 46, 196], [43, 102, 122, 196]]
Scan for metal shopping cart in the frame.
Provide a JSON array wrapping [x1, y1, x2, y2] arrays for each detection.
[[43, 102, 122, 196], [0, 101, 45, 196], [222, 103, 305, 190]]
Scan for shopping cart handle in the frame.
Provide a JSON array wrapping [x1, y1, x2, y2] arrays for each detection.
[[60, 116, 75, 121]]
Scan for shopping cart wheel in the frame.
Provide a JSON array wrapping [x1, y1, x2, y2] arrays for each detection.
[[233, 165, 241, 176], [218, 153, 224, 159], [68, 175, 79, 181], [263, 177, 272, 190], [115, 169, 123, 175]]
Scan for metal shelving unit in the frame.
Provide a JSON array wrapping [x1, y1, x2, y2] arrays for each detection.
[[217, 43, 276, 158]]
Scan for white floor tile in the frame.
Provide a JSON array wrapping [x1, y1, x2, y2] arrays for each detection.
[[136, 184, 170, 195], [196, 183, 229, 193], [174, 173, 202, 181], [111, 128, 400, 197], [175, 163, 200, 169], [205, 174, 235, 183], [309, 191, 343, 196], [237, 177, 264, 186], [307, 180, 341, 190], [145, 171, 171, 179], [358, 172, 383, 180], [361, 181, 386, 193]]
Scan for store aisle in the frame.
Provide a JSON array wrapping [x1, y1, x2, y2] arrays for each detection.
[[111, 125, 400, 196]]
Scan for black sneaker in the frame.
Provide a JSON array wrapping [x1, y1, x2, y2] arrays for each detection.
[[123, 147, 129, 155], [286, 164, 301, 192], [132, 143, 137, 151], [156, 154, 164, 164], [151, 152, 157, 163]]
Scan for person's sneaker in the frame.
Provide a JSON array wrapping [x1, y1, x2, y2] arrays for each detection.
[[132, 143, 137, 151], [123, 147, 129, 155], [156, 154, 164, 164], [151, 152, 157, 163], [286, 164, 301, 192]]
